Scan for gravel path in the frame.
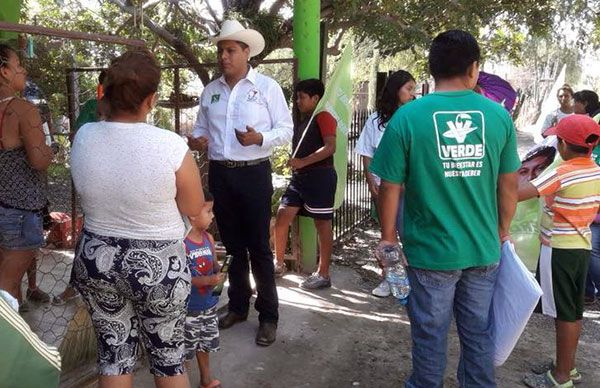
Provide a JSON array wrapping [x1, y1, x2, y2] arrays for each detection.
[[335, 220, 600, 387]]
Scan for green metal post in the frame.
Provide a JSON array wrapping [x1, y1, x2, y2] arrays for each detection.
[[293, 0, 321, 272]]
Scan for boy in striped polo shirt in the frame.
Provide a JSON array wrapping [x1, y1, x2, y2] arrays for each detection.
[[520, 114, 600, 388]]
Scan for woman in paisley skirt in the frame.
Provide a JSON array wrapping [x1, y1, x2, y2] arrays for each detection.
[[70, 50, 204, 388]]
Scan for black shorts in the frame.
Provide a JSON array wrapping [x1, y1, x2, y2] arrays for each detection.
[[280, 168, 337, 220], [536, 245, 590, 322]]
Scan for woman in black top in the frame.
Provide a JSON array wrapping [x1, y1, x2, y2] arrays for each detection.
[[0, 44, 53, 306]]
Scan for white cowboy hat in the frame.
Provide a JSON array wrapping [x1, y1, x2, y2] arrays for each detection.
[[210, 20, 265, 58]]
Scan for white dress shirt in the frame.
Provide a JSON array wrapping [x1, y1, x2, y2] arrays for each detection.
[[192, 66, 293, 161]]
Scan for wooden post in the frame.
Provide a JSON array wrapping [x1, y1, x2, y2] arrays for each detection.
[[0, 21, 145, 47]]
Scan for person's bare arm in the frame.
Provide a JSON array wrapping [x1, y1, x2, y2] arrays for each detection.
[[289, 136, 336, 170], [175, 152, 204, 217], [518, 181, 539, 202], [191, 273, 224, 288], [361, 156, 379, 199], [378, 180, 403, 243], [19, 102, 53, 171], [497, 172, 518, 241]]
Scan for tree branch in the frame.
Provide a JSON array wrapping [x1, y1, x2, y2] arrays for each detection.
[[142, 0, 161, 9], [205, 1, 222, 25], [174, 3, 213, 36], [327, 29, 346, 55], [269, 0, 288, 16], [108, 0, 211, 85]]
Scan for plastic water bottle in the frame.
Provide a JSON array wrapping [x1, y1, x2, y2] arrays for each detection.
[[377, 244, 410, 305]]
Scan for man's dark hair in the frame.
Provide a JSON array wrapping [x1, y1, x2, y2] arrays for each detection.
[[573, 90, 600, 117], [559, 137, 597, 155], [98, 70, 106, 85], [203, 188, 214, 202], [557, 84, 574, 97], [295, 78, 325, 99], [428, 30, 481, 80]]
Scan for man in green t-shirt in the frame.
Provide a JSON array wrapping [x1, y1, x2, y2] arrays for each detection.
[[371, 30, 520, 387]]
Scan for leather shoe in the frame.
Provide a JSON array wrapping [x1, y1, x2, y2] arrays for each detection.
[[255, 322, 277, 346], [218, 311, 247, 329]]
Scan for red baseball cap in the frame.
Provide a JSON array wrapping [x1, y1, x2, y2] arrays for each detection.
[[544, 114, 600, 148]]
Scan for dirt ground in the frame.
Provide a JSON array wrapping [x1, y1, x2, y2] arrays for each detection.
[[130, 221, 600, 388]]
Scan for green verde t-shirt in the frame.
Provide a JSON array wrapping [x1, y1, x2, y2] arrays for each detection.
[[370, 90, 521, 270], [75, 99, 98, 130], [592, 113, 600, 166]]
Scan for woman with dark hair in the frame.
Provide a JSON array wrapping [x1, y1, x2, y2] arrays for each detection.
[[355, 70, 416, 297], [573, 90, 600, 120], [0, 44, 53, 309], [70, 50, 204, 388], [541, 84, 574, 133]]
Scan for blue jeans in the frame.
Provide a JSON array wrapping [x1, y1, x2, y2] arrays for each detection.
[[405, 263, 499, 388], [585, 223, 600, 298], [0, 205, 44, 250]]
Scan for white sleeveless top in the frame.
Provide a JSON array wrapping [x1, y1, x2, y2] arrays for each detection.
[[71, 121, 190, 240]]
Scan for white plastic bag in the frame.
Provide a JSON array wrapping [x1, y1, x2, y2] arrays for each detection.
[[492, 241, 543, 366]]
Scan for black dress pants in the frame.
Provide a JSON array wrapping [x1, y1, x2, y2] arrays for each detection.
[[208, 161, 278, 323]]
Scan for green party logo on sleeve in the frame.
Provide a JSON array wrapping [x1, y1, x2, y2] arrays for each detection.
[[434, 111, 485, 160], [211, 93, 221, 104]]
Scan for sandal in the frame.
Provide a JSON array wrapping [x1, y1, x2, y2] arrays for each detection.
[[531, 360, 582, 384], [200, 379, 222, 388], [51, 289, 80, 306], [26, 287, 50, 303], [274, 261, 287, 277], [523, 371, 573, 388]]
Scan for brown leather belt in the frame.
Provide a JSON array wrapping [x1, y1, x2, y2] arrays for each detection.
[[211, 157, 269, 168]]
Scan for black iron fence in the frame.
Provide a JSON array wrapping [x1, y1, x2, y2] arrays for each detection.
[[333, 109, 373, 241]]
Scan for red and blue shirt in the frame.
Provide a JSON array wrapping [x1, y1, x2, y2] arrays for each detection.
[[185, 232, 218, 312]]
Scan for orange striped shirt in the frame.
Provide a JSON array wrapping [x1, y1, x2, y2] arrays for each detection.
[[531, 157, 600, 249]]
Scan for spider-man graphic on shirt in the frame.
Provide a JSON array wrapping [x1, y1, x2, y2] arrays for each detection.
[[184, 231, 218, 311]]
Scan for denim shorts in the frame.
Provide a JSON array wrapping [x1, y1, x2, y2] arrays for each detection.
[[0, 205, 44, 250]]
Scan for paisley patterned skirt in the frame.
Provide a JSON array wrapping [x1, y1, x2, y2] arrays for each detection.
[[72, 229, 191, 377]]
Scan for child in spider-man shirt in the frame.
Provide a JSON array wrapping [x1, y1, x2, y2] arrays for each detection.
[[184, 189, 224, 388]]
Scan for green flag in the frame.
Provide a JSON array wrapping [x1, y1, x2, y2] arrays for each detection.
[[0, 0, 23, 42], [293, 44, 353, 208]]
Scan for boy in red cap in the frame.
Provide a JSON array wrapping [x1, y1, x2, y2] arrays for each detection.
[[520, 114, 600, 387]]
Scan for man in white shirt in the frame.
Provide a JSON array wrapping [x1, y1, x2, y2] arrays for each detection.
[[541, 84, 574, 134], [189, 20, 293, 347]]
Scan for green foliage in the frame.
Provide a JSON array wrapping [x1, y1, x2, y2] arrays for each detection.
[[47, 162, 70, 180], [271, 186, 286, 217], [16, 0, 600, 125], [271, 144, 292, 177], [323, 0, 558, 59]]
